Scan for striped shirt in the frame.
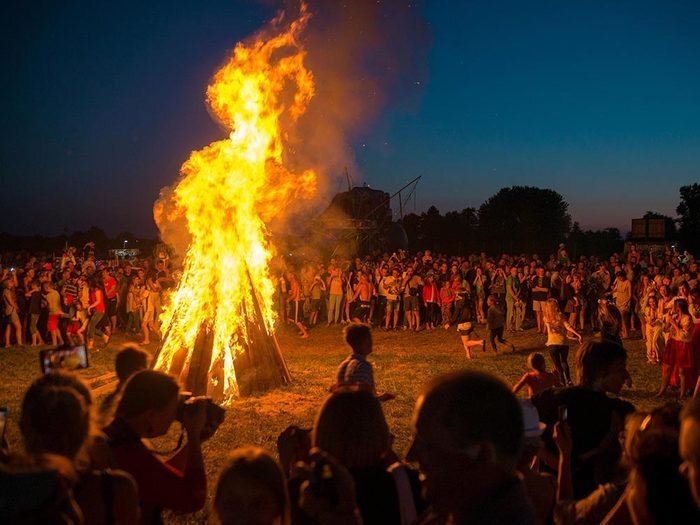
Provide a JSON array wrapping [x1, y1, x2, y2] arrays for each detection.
[[336, 353, 374, 389]]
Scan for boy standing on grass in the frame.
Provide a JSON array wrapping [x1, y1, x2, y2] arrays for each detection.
[[487, 294, 515, 353], [333, 323, 395, 401]]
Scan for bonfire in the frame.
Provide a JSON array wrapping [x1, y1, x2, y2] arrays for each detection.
[[153, 4, 317, 401]]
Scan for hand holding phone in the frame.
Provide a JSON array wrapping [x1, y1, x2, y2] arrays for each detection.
[[39, 346, 90, 374]]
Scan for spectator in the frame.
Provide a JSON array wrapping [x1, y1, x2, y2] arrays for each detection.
[[658, 298, 695, 399], [518, 400, 556, 524], [625, 427, 700, 524], [422, 274, 440, 330], [103, 370, 208, 524], [486, 294, 515, 353], [99, 345, 151, 423], [512, 352, 561, 398], [531, 266, 551, 334], [309, 389, 423, 525], [18, 372, 140, 524], [597, 300, 623, 345], [680, 399, 700, 508], [334, 323, 394, 401], [407, 370, 536, 525], [611, 271, 632, 338], [25, 279, 44, 346], [2, 276, 22, 347], [543, 298, 582, 386], [214, 447, 289, 525], [44, 280, 65, 346], [457, 321, 485, 359], [533, 341, 634, 498], [86, 275, 109, 349]]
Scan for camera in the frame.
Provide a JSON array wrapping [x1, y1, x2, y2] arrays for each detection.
[[175, 392, 225, 437]]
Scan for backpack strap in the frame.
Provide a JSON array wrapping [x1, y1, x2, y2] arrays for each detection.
[[388, 462, 417, 525]]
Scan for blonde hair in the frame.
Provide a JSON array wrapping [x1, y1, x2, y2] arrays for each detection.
[[543, 299, 563, 327]]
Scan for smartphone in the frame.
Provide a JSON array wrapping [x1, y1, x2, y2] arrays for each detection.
[[558, 405, 568, 422], [39, 345, 89, 375], [0, 407, 7, 443]]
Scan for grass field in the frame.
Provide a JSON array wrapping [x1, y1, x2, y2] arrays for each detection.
[[0, 323, 666, 523]]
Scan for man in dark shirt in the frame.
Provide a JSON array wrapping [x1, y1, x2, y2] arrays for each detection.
[[408, 370, 537, 525], [486, 295, 515, 353]]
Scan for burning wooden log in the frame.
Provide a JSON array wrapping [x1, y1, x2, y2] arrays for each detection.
[[152, 267, 291, 399]]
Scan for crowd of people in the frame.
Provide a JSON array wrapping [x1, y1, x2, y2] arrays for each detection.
[[2, 242, 700, 397], [278, 245, 700, 398], [1, 242, 700, 524], [1, 245, 172, 350], [1, 328, 700, 525]]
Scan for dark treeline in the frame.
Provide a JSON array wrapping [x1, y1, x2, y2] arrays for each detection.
[[0, 227, 157, 258], [400, 183, 700, 258], [1, 184, 698, 261]]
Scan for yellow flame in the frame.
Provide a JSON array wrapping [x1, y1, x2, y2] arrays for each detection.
[[154, 5, 316, 399]]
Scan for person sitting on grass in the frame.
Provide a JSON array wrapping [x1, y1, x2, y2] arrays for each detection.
[[333, 323, 395, 401], [486, 294, 515, 353], [457, 321, 485, 359], [512, 352, 561, 398]]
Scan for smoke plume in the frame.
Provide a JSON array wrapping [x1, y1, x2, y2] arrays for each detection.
[[154, 0, 430, 257]]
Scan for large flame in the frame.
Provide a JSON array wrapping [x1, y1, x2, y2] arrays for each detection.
[[154, 5, 316, 399]]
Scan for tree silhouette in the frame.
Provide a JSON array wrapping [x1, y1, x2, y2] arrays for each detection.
[[478, 186, 571, 255], [677, 184, 700, 252]]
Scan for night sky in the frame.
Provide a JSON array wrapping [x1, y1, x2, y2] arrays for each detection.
[[3, 0, 699, 237]]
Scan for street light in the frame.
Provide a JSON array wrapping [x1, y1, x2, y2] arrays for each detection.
[[123, 240, 128, 249]]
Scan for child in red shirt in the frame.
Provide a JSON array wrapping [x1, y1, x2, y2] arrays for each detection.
[[512, 352, 561, 398]]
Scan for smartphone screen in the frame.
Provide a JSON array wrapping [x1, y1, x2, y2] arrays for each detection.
[[39, 345, 90, 375], [0, 407, 7, 443]]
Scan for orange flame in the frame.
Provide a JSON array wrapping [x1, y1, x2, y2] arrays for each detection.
[[154, 5, 316, 400]]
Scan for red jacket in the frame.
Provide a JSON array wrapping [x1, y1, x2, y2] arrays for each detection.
[[422, 283, 440, 304], [104, 417, 206, 525]]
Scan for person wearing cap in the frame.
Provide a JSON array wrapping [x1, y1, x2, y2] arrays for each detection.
[[517, 400, 556, 525]]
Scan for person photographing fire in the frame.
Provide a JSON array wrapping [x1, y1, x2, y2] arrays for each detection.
[[103, 370, 221, 524]]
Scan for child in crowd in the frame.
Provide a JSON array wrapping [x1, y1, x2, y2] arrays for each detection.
[[486, 294, 515, 353], [512, 352, 561, 397], [457, 321, 485, 359]]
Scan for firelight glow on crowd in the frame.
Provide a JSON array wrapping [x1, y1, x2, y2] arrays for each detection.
[[1, 241, 700, 524]]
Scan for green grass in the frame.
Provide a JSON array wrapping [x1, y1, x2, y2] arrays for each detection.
[[0, 324, 664, 523]]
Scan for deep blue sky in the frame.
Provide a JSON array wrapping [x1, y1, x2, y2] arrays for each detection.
[[2, 0, 699, 237]]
